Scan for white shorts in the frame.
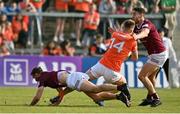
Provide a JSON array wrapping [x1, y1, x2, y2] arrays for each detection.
[[90, 62, 123, 83], [66, 72, 90, 91], [147, 50, 168, 67]]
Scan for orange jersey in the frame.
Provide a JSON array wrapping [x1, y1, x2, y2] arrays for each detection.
[[30, 0, 45, 9], [75, 1, 91, 12], [100, 32, 137, 72], [83, 11, 100, 30], [68, 0, 76, 6], [55, 0, 68, 11]]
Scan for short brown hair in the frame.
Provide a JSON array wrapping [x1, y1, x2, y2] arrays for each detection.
[[121, 19, 135, 31]]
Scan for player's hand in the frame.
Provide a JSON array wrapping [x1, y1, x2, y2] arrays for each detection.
[[132, 33, 138, 40], [49, 95, 63, 106], [49, 99, 61, 106]]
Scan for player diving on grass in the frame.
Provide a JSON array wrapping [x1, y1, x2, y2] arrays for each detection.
[[29, 67, 130, 106], [48, 19, 138, 107]]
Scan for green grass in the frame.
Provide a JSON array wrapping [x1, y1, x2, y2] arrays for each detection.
[[0, 87, 180, 113]]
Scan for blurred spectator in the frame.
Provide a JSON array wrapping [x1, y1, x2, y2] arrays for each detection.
[[151, 4, 160, 14], [0, 1, 8, 14], [0, 13, 15, 52], [74, 0, 92, 46], [12, 13, 28, 48], [115, 0, 128, 14], [53, 0, 68, 42], [19, 0, 37, 46], [160, 0, 178, 40], [42, 40, 61, 56], [30, 0, 45, 28], [98, 0, 116, 38], [42, 0, 51, 11], [60, 40, 75, 56], [0, 43, 10, 56], [140, 0, 160, 13], [150, 4, 162, 30], [99, 0, 116, 14], [30, 0, 44, 13], [6, 1, 20, 22], [19, 0, 36, 13], [157, 28, 180, 88], [89, 34, 106, 57], [127, 0, 147, 14], [82, 3, 100, 55], [93, 0, 101, 7], [68, 0, 76, 12], [68, 0, 76, 39]]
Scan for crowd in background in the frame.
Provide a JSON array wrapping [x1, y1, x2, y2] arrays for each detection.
[[0, 0, 179, 57]]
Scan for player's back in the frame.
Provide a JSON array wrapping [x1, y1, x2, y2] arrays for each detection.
[[37, 71, 66, 88], [100, 32, 137, 72]]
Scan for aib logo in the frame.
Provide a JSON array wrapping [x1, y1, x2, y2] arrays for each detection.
[[9, 64, 23, 81], [3, 59, 29, 85]]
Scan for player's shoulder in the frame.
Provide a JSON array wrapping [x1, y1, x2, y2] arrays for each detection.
[[142, 19, 152, 28]]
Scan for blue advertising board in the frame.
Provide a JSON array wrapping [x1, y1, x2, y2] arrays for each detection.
[[0, 55, 168, 88]]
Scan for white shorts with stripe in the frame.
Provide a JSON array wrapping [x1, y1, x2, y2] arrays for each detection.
[[90, 62, 123, 83], [147, 50, 168, 67], [66, 72, 90, 91]]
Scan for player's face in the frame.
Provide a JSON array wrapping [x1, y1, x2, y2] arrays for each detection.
[[132, 11, 142, 23], [32, 73, 40, 81]]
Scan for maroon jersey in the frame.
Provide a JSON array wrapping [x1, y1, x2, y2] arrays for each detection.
[[134, 19, 166, 55], [36, 71, 66, 88]]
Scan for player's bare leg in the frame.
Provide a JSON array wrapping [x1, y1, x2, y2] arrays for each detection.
[[81, 79, 130, 107], [84, 92, 117, 106], [148, 68, 162, 107], [138, 63, 158, 94], [86, 69, 131, 107], [148, 69, 160, 87], [79, 80, 117, 93], [138, 63, 161, 107]]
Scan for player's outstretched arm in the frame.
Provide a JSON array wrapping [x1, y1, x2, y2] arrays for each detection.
[[30, 86, 44, 106], [133, 28, 150, 40]]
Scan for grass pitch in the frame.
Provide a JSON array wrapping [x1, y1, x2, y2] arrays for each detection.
[[0, 87, 180, 113]]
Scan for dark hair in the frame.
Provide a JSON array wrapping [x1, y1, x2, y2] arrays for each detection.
[[158, 27, 169, 37], [31, 67, 43, 75], [60, 40, 70, 50], [133, 7, 146, 14], [122, 19, 135, 30], [96, 34, 103, 40], [158, 28, 164, 33]]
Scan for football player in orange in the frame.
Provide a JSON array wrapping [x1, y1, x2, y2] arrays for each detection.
[[86, 19, 138, 102]]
